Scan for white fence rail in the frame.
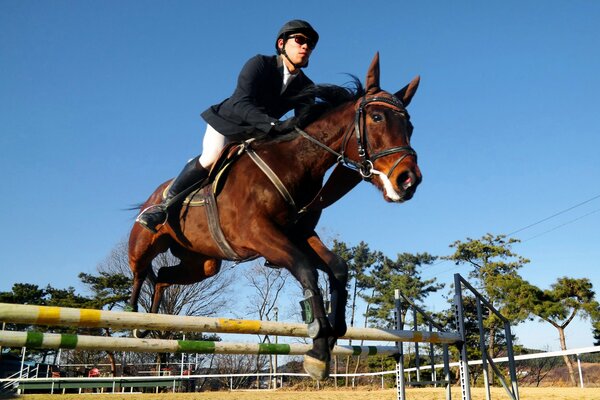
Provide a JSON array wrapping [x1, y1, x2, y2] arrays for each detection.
[[3, 345, 598, 393]]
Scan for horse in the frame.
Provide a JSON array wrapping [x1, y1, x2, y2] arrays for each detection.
[[128, 53, 422, 380]]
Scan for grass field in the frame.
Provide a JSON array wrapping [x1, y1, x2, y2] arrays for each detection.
[[9, 387, 600, 400]]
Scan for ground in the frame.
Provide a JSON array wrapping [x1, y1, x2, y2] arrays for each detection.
[[8, 387, 600, 400]]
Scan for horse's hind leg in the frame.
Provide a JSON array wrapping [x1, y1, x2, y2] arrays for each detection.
[[127, 268, 146, 313], [150, 250, 222, 314], [127, 225, 170, 313]]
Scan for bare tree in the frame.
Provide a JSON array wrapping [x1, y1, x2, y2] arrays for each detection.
[[243, 261, 290, 388], [516, 347, 560, 387], [244, 262, 290, 321], [211, 353, 262, 389]]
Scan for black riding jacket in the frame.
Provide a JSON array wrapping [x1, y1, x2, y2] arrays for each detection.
[[201, 54, 314, 139]]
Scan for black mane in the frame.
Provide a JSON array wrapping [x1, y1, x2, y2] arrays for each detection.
[[294, 76, 365, 127]]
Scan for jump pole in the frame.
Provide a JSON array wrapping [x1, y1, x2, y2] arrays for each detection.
[[0, 330, 400, 357], [0, 303, 461, 345]]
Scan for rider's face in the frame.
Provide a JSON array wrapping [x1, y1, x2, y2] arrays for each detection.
[[279, 34, 313, 71]]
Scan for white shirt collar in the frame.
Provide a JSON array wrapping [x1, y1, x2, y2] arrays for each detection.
[[281, 63, 298, 94]]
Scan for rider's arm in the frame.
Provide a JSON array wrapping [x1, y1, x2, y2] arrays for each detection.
[[229, 56, 279, 134]]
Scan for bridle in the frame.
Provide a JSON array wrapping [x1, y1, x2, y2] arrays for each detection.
[[296, 93, 417, 180]]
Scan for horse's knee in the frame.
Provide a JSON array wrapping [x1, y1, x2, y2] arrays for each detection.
[[293, 263, 319, 290], [330, 256, 348, 285]]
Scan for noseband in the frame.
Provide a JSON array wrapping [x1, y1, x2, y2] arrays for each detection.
[[296, 94, 417, 180], [351, 95, 417, 179]]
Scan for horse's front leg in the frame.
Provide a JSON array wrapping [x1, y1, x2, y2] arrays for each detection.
[[288, 258, 333, 380], [298, 273, 333, 372], [306, 235, 349, 347], [253, 232, 333, 380]]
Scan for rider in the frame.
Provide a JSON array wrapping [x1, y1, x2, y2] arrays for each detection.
[[136, 20, 319, 233]]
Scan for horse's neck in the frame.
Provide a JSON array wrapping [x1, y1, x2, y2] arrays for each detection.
[[299, 106, 355, 177]]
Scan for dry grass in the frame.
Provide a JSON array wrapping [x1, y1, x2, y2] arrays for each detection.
[[10, 387, 600, 400]]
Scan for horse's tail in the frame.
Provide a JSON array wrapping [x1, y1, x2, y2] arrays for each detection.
[[125, 203, 145, 212]]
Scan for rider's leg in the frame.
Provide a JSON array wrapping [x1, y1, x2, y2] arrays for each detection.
[[136, 156, 208, 232], [198, 124, 227, 169], [136, 125, 227, 233]]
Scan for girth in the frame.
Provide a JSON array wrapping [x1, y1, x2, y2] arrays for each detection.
[[201, 185, 241, 260]]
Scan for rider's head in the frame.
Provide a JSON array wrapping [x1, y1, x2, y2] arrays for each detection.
[[275, 20, 319, 71]]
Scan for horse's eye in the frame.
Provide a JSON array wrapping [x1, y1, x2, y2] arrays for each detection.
[[371, 113, 384, 123]]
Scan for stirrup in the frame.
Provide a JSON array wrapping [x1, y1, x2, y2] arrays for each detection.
[[136, 204, 168, 233]]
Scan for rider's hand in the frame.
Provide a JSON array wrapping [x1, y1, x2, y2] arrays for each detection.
[[270, 117, 299, 135]]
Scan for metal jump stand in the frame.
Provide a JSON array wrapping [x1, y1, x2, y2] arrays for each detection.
[[393, 273, 520, 400]]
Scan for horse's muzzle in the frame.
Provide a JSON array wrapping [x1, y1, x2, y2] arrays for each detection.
[[394, 168, 422, 202]]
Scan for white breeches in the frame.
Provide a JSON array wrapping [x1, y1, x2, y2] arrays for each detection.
[[199, 124, 230, 168]]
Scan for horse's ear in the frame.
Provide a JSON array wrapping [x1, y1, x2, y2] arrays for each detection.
[[394, 75, 420, 107], [365, 52, 381, 94]]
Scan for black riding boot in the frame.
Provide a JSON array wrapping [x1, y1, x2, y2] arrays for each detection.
[[136, 156, 209, 233]]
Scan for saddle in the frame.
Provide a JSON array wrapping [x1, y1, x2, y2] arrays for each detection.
[[161, 142, 246, 206]]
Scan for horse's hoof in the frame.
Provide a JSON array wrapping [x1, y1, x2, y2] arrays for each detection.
[[303, 355, 330, 381]]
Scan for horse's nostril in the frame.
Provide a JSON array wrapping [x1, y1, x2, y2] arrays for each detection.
[[397, 170, 420, 190], [397, 171, 412, 190]]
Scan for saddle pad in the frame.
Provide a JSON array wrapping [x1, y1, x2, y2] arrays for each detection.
[[161, 181, 206, 206], [161, 142, 247, 207]]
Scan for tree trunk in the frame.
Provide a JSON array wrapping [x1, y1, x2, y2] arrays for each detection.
[[334, 356, 338, 388], [345, 278, 358, 387], [557, 327, 577, 386], [106, 351, 117, 377], [103, 328, 117, 377], [487, 325, 496, 386], [344, 355, 351, 387]]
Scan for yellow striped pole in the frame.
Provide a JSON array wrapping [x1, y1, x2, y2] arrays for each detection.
[[0, 303, 460, 344]]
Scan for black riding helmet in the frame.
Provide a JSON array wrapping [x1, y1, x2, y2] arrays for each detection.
[[275, 19, 319, 54]]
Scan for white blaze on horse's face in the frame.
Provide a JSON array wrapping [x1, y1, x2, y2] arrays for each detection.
[[371, 169, 403, 202]]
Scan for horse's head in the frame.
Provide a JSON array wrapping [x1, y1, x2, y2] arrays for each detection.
[[349, 52, 422, 203]]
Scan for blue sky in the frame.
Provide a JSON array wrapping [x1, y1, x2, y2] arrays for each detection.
[[1, 1, 599, 351]]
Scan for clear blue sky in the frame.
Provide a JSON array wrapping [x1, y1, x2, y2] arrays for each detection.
[[1, 1, 599, 351]]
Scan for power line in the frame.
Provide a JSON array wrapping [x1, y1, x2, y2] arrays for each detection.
[[506, 193, 600, 237], [419, 194, 600, 279], [521, 208, 600, 243]]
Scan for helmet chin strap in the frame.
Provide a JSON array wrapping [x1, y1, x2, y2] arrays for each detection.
[[281, 45, 305, 70]]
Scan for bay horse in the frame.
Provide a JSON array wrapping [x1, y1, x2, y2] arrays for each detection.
[[128, 53, 422, 380]]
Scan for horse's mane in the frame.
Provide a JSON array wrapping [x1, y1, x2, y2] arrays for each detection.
[[295, 76, 365, 128], [255, 76, 365, 145]]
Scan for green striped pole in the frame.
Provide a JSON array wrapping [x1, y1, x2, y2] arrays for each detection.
[[0, 303, 460, 344], [0, 330, 398, 357]]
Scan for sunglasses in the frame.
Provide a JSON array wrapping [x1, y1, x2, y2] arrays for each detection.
[[288, 35, 316, 50]]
